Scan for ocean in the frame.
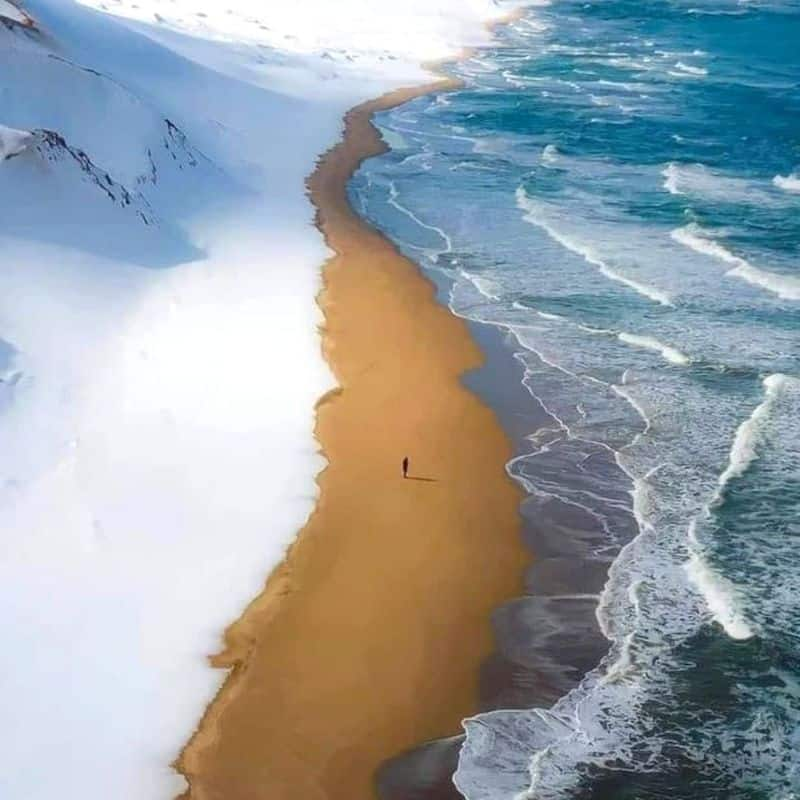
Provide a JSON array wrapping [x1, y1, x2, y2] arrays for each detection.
[[351, 1, 800, 797]]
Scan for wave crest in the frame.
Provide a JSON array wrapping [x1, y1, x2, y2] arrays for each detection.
[[773, 172, 800, 193], [716, 373, 786, 494], [517, 187, 673, 306], [685, 522, 755, 641], [673, 61, 708, 77], [671, 224, 800, 301], [684, 373, 789, 642], [617, 332, 690, 366]]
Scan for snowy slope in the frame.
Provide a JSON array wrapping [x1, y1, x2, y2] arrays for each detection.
[[0, 0, 32, 25], [0, 1, 524, 798], [0, 124, 34, 159]]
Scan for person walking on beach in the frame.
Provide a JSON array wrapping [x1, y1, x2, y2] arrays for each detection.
[[402, 456, 409, 479]]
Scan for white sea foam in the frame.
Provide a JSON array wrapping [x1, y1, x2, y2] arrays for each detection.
[[601, 579, 644, 684], [671, 224, 740, 263], [687, 7, 748, 15], [684, 374, 787, 642], [443, 8, 800, 798], [672, 224, 800, 301], [517, 187, 673, 306], [662, 162, 780, 204], [606, 56, 654, 71], [502, 68, 526, 88], [462, 270, 501, 301], [686, 522, 755, 640], [517, 16, 550, 34], [388, 180, 453, 255], [596, 78, 647, 91], [542, 143, 560, 163], [601, 631, 636, 683], [673, 61, 708, 77], [662, 162, 681, 194], [618, 332, 690, 366], [715, 373, 786, 494], [773, 172, 800, 193], [728, 261, 800, 301]]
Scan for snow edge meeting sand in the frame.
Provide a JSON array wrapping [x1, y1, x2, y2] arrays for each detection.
[[177, 39, 529, 800]]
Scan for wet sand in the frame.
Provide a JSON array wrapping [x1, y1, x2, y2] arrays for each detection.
[[176, 80, 529, 800], [373, 321, 623, 800]]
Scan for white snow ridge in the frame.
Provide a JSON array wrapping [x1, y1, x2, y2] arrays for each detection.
[[0, 123, 34, 160], [0, 2, 524, 800], [0, 0, 33, 26]]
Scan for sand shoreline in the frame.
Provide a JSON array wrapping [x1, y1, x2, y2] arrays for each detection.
[[177, 66, 529, 800]]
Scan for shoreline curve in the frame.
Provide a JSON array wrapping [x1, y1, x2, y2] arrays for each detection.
[[176, 75, 529, 800]]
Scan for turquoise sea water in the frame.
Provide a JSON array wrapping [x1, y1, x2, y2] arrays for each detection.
[[353, 1, 800, 798]]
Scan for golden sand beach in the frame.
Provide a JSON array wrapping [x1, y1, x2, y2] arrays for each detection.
[[177, 77, 528, 800]]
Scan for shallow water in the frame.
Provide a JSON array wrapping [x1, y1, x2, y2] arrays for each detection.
[[353, 1, 800, 797]]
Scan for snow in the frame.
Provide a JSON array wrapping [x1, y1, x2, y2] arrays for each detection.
[[0, 0, 29, 24], [75, 0, 514, 60], [0, 1, 526, 798], [0, 123, 33, 160]]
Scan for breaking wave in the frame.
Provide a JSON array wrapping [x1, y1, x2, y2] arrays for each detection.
[[715, 372, 786, 495], [617, 332, 690, 366], [517, 188, 673, 306], [685, 374, 787, 642], [773, 172, 800, 193], [671, 224, 800, 300], [673, 60, 708, 76], [684, 526, 755, 640]]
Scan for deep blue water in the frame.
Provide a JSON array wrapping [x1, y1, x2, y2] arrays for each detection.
[[353, 1, 800, 798]]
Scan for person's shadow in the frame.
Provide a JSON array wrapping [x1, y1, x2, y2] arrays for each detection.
[[407, 476, 437, 483]]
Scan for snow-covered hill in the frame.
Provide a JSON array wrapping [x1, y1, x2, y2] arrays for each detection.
[[0, 1, 523, 798], [0, 0, 33, 26], [0, 124, 34, 159]]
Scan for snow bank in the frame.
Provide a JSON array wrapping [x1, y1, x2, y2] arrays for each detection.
[[0, 123, 33, 160], [0, 0, 30, 25], [75, 0, 514, 59], [0, 1, 525, 799]]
